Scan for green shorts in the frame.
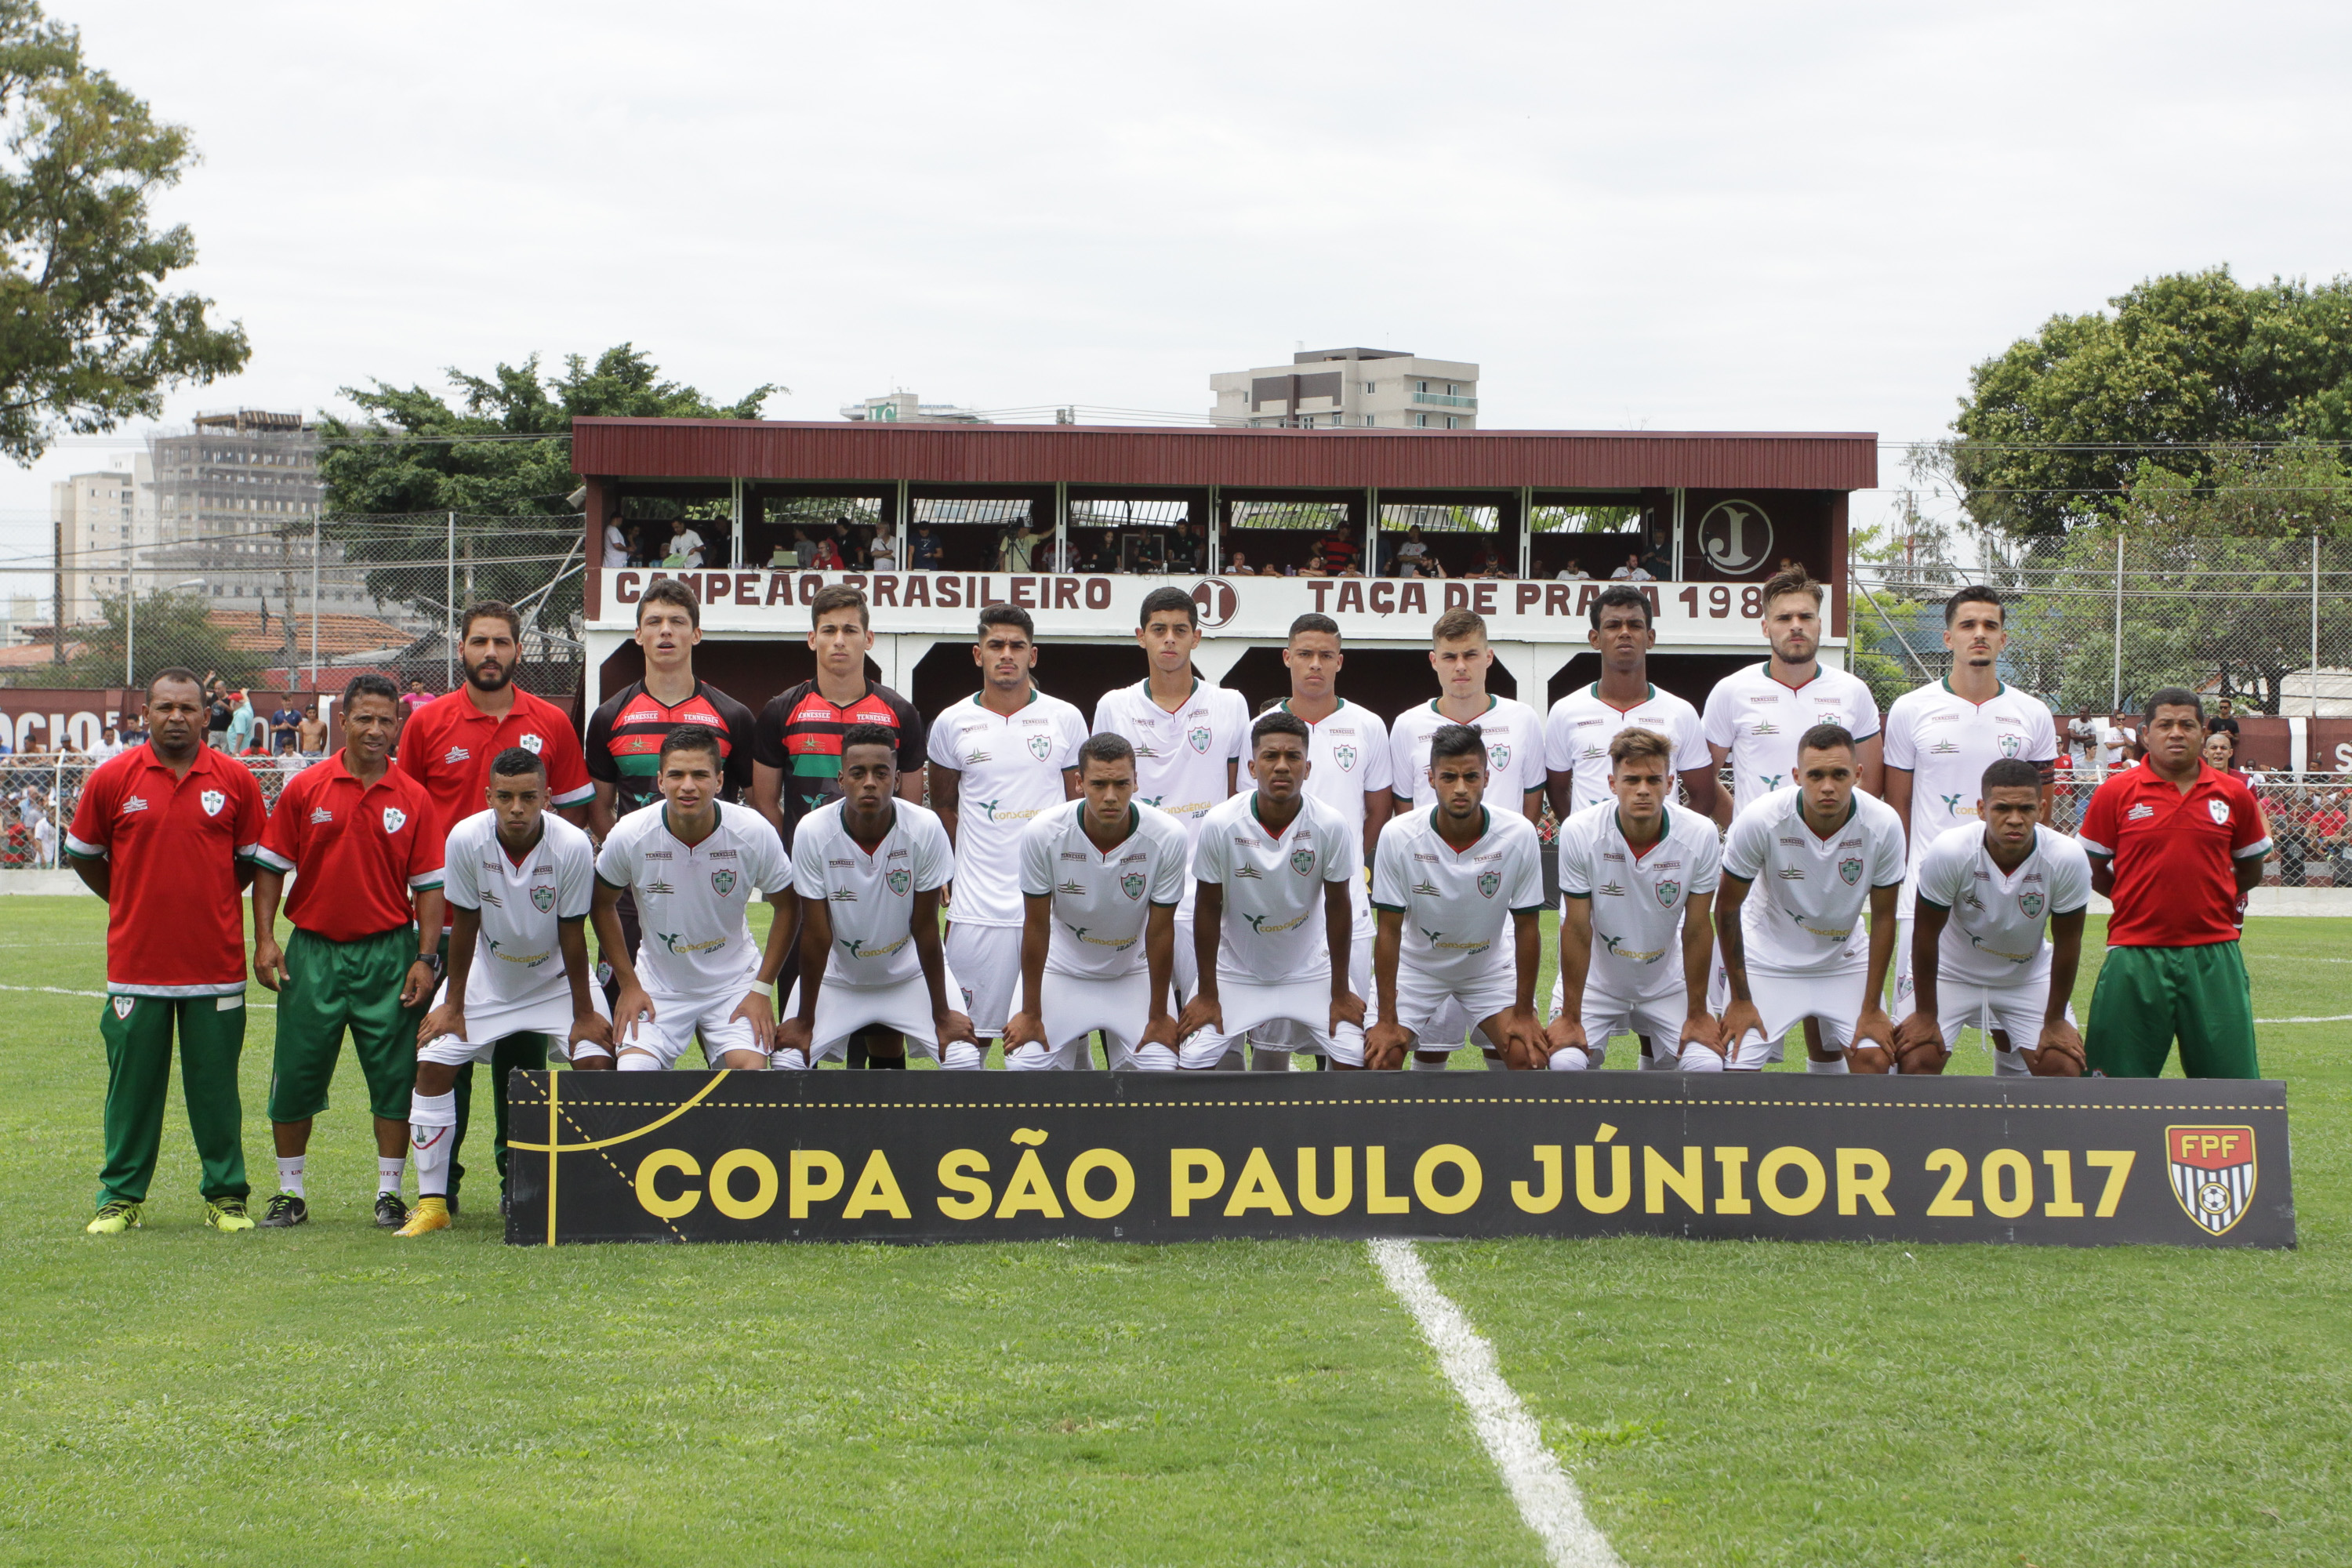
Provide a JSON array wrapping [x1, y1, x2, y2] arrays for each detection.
[[267, 925, 426, 1122], [2086, 941, 2259, 1080]]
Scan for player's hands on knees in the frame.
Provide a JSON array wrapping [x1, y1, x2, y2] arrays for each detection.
[[2031, 1018, 2086, 1076], [1174, 993, 1221, 1041], [731, 989, 777, 1051], [1000, 1011, 1046, 1051], [400, 958, 437, 1009], [771, 1016, 812, 1067], [1139, 1011, 1178, 1051], [418, 1002, 465, 1047], [568, 1011, 613, 1063], [1498, 1007, 1546, 1069], [1717, 1000, 1762, 1051], [1679, 1011, 1722, 1058], [252, 936, 287, 993], [1363, 1020, 1411, 1071], [612, 985, 655, 1043], [1892, 1011, 1942, 1055], [935, 1007, 979, 1047], [1543, 1013, 1588, 1064], [1329, 989, 1365, 1034], [1852, 1004, 1895, 1054]]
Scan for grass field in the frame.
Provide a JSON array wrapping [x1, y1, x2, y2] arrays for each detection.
[[1, 896, 2344, 1566]]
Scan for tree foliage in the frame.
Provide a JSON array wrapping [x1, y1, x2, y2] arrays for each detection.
[[1945, 268, 2352, 537], [0, 1, 249, 464], [40, 586, 260, 690]]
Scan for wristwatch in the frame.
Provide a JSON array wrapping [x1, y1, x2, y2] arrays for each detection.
[[416, 951, 445, 978]]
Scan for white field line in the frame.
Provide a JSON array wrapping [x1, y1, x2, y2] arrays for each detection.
[[0, 982, 274, 1009], [1370, 1238, 1620, 1568]]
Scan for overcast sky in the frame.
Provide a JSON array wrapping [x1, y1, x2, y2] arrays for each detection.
[[8, 0, 2350, 571]]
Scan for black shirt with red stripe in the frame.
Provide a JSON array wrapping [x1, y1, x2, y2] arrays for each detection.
[[751, 680, 924, 849], [585, 678, 758, 818]]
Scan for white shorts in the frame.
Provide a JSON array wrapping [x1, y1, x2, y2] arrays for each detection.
[[615, 986, 764, 1069], [945, 922, 1020, 1037], [1392, 960, 1516, 1055], [1936, 970, 2075, 1051], [1730, 967, 1867, 1069], [1545, 975, 1702, 1068], [1893, 916, 1917, 1010], [1708, 937, 1785, 1062], [1178, 976, 1363, 1070], [1002, 968, 1143, 1071], [1171, 913, 1200, 1004], [775, 963, 973, 1070], [419, 983, 614, 1066], [1251, 916, 1374, 1058]]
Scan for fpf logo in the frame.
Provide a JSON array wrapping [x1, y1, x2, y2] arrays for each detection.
[[2167, 1126, 2256, 1236]]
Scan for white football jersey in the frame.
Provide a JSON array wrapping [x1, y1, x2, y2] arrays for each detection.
[[1722, 786, 1908, 974], [1389, 695, 1548, 813], [1702, 661, 1882, 814], [1192, 789, 1360, 984], [1555, 801, 1722, 1001], [1282, 697, 1392, 930], [925, 689, 1087, 928], [1882, 680, 2060, 917], [1370, 804, 1545, 987], [1018, 798, 1192, 980], [596, 800, 789, 997], [1914, 822, 2092, 987], [791, 798, 955, 989], [1093, 676, 1248, 919], [1542, 684, 1711, 815], [441, 809, 596, 1014]]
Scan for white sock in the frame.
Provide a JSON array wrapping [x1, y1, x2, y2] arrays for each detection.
[[408, 1090, 457, 1197], [618, 1051, 662, 1072], [1250, 1047, 1293, 1072], [276, 1156, 306, 1198], [1548, 1046, 1591, 1073], [941, 1040, 984, 1071], [1806, 1054, 1850, 1075], [1410, 1054, 1450, 1072], [1679, 1046, 1726, 1074], [1638, 1047, 1676, 1072], [1993, 1047, 2031, 1076], [378, 1155, 406, 1196]]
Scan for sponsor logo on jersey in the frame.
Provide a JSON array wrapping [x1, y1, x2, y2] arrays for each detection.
[[198, 789, 226, 816], [1602, 850, 1625, 862], [828, 888, 857, 901], [1333, 744, 1358, 771], [487, 939, 553, 967], [519, 732, 544, 753], [1060, 850, 1089, 862], [1414, 851, 1439, 863], [711, 869, 737, 898], [1596, 880, 1624, 897], [1941, 793, 1965, 815], [644, 880, 676, 896], [1243, 910, 1310, 936], [1188, 726, 1211, 753], [658, 931, 730, 955], [963, 750, 991, 765], [120, 795, 149, 815], [1777, 866, 1806, 880], [443, 746, 471, 764], [828, 857, 855, 867], [840, 935, 910, 963], [2209, 799, 2230, 825], [1120, 872, 1145, 900], [1412, 880, 1441, 896], [1760, 774, 1784, 790], [1838, 856, 1862, 885], [1057, 880, 1086, 895], [1656, 879, 1680, 907], [2019, 889, 2044, 919], [1027, 734, 1053, 760], [382, 808, 408, 833], [2168, 1125, 2256, 1236], [643, 849, 672, 860], [2129, 802, 2156, 820], [310, 807, 333, 824], [531, 884, 557, 913], [111, 996, 135, 1019], [1421, 929, 1492, 953], [1235, 866, 1262, 879], [1749, 720, 1781, 735], [1598, 930, 1667, 963], [1476, 870, 1501, 898], [887, 869, 911, 896], [1065, 923, 1139, 951], [1290, 848, 1316, 877], [1928, 740, 1960, 755]]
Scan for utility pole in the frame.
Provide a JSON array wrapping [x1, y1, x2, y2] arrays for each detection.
[[51, 514, 64, 666]]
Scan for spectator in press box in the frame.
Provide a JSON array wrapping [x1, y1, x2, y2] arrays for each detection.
[[909, 520, 943, 569], [1611, 551, 1653, 582]]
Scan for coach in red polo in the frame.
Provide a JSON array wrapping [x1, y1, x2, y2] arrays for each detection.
[[2078, 685, 2270, 1078], [393, 600, 593, 1209]]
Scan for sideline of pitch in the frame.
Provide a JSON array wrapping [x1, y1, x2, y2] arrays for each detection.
[[1372, 1237, 1621, 1567]]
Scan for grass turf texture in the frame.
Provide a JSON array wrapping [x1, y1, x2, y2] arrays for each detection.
[[0, 898, 2339, 1565]]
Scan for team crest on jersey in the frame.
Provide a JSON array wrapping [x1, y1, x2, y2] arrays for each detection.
[[1187, 726, 1211, 754], [1838, 855, 1862, 885], [1476, 870, 1500, 898], [382, 808, 407, 833], [1027, 734, 1052, 760], [111, 996, 134, 1019], [2020, 890, 2044, 919], [1999, 733, 2021, 757], [1333, 745, 1357, 771], [887, 869, 912, 896], [1489, 743, 1512, 771], [711, 869, 737, 898], [2167, 1125, 2256, 1236], [1120, 872, 1145, 900], [1656, 879, 1679, 908], [199, 789, 226, 817], [518, 732, 543, 753], [1290, 848, 1316, 877], [2208, 799, 2230, 825], [531, 885, 557, 913]]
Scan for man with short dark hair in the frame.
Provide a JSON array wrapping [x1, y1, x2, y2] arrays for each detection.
[[251, 673, 447, 1228], [926, 605, 1086, 1057], [1392, 608, 1545, 820], [67, 668, 272, 1234], [1546, 585, 1717, 819], [2078, 688, 2269, 1078]]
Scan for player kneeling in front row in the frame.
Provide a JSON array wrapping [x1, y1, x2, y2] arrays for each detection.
[[1893, 757, 2090, 1076], [1715, 723, 1908, 1073], [1363, 724, 1547, 1070], [402, 748, 613, 1235], [1176, 712, 1365, 1070], [775, 724, 979, 1069], [1003, 734, 1190, 1069], [593, 725, 794, 1069], [1544, 728, 1723, 1071]]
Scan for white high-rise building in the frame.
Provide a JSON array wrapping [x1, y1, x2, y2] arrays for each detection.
[[1210, 348, 1479, 430], [49, 458, 158, 626]]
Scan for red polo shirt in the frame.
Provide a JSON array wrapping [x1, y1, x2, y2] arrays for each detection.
[[66, 742, 269, 996], [2079, 762, 2269, 947], [255, 753, 445, 941], [393, 686, 593, 849]]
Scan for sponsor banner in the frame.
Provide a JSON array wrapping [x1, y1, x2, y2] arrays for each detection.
[[505, 1073, 2293, 1249], [590, 569, 1775, 645]]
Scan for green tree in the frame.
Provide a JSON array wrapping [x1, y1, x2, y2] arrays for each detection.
[[0, 1, 249, 463], [316, 345, 777, 626], [1944, 267, 2352, 538], [38, 587, 260, 691]]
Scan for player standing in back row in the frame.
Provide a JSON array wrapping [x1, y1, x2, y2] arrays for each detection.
[[1391, 608, 1546, 821], [1881, 586, 2058, 1016], [1092, 586, 1248, 1012], [925, 604, 1086, 1058], [1701, 568, 1880, 814], [1543, 585, 1717, 819]]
